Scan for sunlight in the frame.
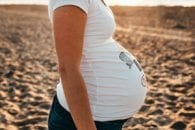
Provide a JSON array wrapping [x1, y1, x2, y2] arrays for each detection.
[[0, 0, 194, 6], [106, 0, 195, 6]]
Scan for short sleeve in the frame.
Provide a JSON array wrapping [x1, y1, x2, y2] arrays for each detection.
[[48, 0, 89, 23]]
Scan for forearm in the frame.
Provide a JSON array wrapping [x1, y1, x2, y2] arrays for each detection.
[[59, 68, 96, 130]]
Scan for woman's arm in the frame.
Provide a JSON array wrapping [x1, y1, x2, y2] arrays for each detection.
[[53, 5, 97, 130]]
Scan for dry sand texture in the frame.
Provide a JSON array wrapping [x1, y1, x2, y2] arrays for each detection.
[[0, 5, 194, 130]]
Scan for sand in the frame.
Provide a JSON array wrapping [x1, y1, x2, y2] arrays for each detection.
[[0, 5, 194, 130]]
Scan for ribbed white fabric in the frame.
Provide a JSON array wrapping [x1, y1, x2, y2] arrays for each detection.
[[48, 0, 148, 121]]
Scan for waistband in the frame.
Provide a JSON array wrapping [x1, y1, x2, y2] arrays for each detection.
[[53, 94, 129, 123]]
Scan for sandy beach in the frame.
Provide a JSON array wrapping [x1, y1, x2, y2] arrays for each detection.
[[0, 5, 194, 130]]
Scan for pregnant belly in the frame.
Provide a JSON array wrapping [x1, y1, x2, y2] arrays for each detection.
[[80, 42, 148, 113]]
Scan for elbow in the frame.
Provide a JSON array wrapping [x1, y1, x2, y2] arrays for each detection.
[[58, 66, 67, 74], [58, 65, 80, 75]]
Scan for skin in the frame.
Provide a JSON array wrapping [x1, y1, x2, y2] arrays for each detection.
[[52, 5, 97, 130]]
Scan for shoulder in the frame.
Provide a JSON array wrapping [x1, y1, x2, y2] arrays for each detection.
[[48, 0, 92, 22]]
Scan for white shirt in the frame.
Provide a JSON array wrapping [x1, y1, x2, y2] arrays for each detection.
[[48, 0, 148, 121]]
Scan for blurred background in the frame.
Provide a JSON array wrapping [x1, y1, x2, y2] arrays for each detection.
[[0, 0, 195, 6], [0, 0, 194, 130]]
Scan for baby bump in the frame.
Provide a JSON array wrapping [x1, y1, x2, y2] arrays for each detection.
[[93, 50, 148, 112], [118, 50, 148, 104]]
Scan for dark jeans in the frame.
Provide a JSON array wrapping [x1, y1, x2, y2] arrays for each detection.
[[48, 94, 129, 130]]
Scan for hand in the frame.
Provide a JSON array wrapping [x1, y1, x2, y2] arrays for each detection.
[[78, 123, 97, 130]]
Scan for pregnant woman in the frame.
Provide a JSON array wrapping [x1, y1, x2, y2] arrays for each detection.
[[47, 0, 148, 130]]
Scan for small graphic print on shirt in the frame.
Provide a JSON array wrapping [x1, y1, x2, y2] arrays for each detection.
[[119, 51, 143, 71], [119, 51, 134, 69], [133, 59, 142, 71], [141, 74, 147, 87]]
